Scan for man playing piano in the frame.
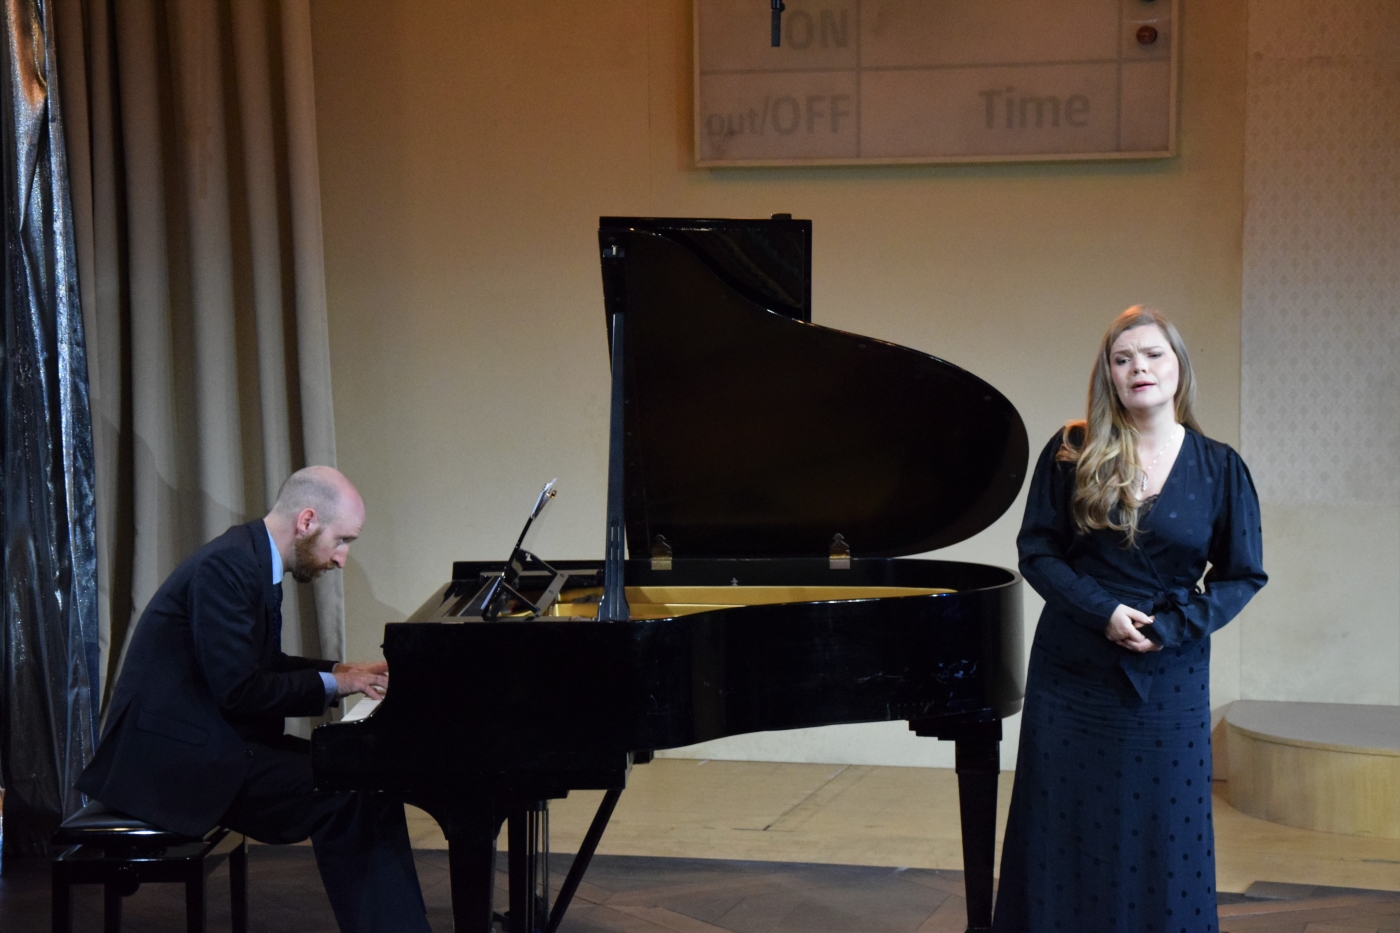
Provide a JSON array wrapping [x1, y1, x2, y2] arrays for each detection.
[[78, 466, 429, 933]]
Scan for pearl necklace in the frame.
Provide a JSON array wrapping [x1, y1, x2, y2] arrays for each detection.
[[1140, 425, 1184, 493]]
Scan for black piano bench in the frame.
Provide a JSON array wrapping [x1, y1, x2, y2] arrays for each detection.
[[50, 801, 247, 933]]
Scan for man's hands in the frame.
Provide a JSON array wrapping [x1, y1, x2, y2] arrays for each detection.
[[332, 660, 388, 700], [1105, 605, 1161, 653]]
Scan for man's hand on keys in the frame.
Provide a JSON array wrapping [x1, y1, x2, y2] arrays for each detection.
[[332, 660, 388, 700]]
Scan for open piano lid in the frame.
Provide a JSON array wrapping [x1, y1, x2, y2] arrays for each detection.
[[599, 216, 1029, 560]]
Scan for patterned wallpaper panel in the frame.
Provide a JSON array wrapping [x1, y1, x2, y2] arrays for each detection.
[[1241, 0, 1400, 505]]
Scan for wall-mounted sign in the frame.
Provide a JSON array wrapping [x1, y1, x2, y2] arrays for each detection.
[[695, 0, 1177, 166]]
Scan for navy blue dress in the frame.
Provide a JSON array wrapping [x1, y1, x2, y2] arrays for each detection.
[[991, 428, 1266, 933]]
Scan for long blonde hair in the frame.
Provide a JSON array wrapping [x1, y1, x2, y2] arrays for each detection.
[[1057, 306, 1202, 542]]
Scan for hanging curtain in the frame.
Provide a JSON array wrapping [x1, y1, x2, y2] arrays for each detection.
[[51, 0, 342, 722], [0, 0, 100, 858]]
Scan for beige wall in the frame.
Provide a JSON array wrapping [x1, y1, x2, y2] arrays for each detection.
[[1233, 0, 1400, 708], [309, 0, 1249, 768]]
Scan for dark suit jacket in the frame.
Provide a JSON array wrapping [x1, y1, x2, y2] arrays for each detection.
[[78, 519, 335, 835]]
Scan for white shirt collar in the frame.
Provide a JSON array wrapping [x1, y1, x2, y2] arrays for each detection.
[[266, 523, 285, 584]]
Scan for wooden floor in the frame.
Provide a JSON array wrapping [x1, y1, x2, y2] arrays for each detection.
[[4, 846, 1399, 932], [1216, 883, 1400, 933], [407, 759, 1400, 895], [554, 860, 1400, 933], [5, 759, 1398, 931]]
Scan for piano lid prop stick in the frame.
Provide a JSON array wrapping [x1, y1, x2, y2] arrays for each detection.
[[599, 313, 630, 621]]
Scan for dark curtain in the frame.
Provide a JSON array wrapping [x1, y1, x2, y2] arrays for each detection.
[[0, 0, 100, 860]]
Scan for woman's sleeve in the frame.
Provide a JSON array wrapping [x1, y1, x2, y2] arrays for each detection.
[[1148, 448, 1268, 649], [1017, 434, 1125, 630]]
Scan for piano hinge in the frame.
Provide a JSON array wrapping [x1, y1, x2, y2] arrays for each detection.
[[829, 533, 851, 570], [650, 534, 673, 571]]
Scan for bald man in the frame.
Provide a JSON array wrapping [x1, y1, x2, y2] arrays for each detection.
[[79, 467, 429, 933]]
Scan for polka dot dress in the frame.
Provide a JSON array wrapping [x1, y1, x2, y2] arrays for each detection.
[[991, 429, 1266, 933], [993, 643, 1218, 932]]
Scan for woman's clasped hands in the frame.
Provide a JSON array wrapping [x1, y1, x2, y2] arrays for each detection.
[[1105, 604, 1162, 653]]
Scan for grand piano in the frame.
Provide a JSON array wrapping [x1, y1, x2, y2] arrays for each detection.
[[312, 215, 1029, 933]]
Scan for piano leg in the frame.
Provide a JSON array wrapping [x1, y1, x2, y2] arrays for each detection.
[[911, 718, 1003, 933], [447, 831, 499, 933], [413, 796, 506, 933], [954, 737, 1000, 933]]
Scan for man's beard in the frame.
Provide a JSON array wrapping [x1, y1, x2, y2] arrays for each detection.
[[291, 529, 336, 583]]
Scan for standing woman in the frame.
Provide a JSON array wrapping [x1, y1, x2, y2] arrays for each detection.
[[991, 307, 1267, 933]]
